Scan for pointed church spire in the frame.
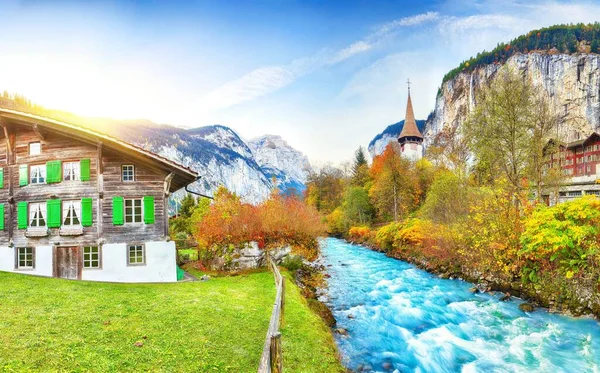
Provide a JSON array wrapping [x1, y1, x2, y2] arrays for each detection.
[[398, 80, 423, 142]]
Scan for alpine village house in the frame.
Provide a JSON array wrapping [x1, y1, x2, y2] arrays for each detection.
[[0, 108, 197, 282]]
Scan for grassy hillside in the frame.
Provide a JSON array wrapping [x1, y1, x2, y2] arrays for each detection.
[[0, 270, 343, 372]]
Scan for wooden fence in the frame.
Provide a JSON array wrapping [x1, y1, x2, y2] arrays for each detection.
[[257, 255, 286, 373]]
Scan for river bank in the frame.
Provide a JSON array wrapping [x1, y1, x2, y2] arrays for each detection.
[[351, 238, 600, 318], [320, 237, 600, 372]]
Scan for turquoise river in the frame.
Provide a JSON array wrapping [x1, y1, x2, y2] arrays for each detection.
[[320, 237, 600, 373]]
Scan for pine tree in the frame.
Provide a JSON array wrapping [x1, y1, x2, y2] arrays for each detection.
[[351, 147, 369, 186]]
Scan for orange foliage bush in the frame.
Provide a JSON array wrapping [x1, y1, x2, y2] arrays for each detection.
[[348, 226, 372, 243], [195, 187, 326, 260]]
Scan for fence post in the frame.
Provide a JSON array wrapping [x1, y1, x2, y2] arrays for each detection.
[[269, 332, 282, 373], [280, 277, 285, 328]]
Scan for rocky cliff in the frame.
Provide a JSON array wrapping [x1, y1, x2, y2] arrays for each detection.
[[424, 52, 600, 145], [248, 135, 311, 195]]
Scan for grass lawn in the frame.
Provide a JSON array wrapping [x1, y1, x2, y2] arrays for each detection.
[[177, 249, 199, 261], [0, 270, 343, 372]]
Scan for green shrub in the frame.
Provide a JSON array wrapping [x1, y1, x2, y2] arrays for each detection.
[[281, 255, 304, 272], [520, 196, 600, 278]]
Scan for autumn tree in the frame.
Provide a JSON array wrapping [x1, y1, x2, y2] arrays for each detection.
[[342, 186, 374, 226], [369, 143, 416, 222], [427, 125, 470, 176], [465, 68, 537, 206], [528, 94, 561, 202], [305, 165, 346, 214]]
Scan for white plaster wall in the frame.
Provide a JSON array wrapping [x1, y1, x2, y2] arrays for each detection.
[[402, 143, 423, 162], [82, 241, 177, 283], [0, 245, 54, 277]]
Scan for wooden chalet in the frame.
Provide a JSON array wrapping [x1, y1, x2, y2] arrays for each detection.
[[544, 132, 600, 204], [0, 108, 197, 282]]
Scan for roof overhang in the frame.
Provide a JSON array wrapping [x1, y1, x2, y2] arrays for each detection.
[[0, 108, 198, 192]]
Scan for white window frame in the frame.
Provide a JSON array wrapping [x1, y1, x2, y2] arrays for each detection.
[[83, 246, 101, 269], [62, 200, 82, 226], [127, 244, 145, 266], [16, 247, 35, 269], [124, 198, 143, 224], [29, 142, 41, 156], [29, 202, 47, 228], [30, 164, 46, 184], [63, 161, 80, 181], [122, 165, 135, 182]]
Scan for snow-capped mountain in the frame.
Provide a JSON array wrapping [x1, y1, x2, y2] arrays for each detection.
[[85, 119, 310, 204], [248, 135, 311, 194], [368, 119, 427, 158]]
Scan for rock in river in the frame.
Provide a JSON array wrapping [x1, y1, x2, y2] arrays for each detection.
[[519, 303, 535, 312]]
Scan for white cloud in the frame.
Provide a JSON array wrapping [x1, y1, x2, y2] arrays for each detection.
[[198, 11, 442, 112], [373, 11, 440, 37], [328, 41, 373, 65]]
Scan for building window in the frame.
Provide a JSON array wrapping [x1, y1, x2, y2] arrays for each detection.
[[127, 244, 145, 265], [568, 191, 582, 197], [63, 161, 80, 181], [83, 246, 100, 269], [122, 165, 135, 182], [125, 198, 142, 223], [30, 164, 46, 184], [586, 190, 600, 196], [63, 200, 81, 226], [17, 247, 34, 269], [29, 202, 47, 227], [29, 142, 41, 156]]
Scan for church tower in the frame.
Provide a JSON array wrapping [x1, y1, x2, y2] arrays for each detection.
[[397, 80, 423, 161]]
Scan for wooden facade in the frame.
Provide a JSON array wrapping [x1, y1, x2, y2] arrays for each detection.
[[0, 109, 197, 282]]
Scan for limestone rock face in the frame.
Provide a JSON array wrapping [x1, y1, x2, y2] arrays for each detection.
[[424, 53, 600, 146], [233, 243, 292, 270]]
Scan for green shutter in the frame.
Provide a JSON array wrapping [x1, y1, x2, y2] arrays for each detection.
[[46, 160, 62, 184], [47, 199, 61, 228], [17, 201, 28, 229], [19, 165, 28, 186], [113, 196, 124, 225], [0, 168, 4, 189], [81, 198, 93, 227], [0, 204, 4, 231], [80, 159, 90, 181], [143, 196, 155, 224]]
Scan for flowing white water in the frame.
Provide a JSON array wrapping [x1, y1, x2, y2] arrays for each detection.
[[320, 238, 600, 373]]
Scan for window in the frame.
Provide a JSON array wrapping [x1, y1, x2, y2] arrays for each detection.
[[17, 247, 34, 269], [568, 191, 582, 197], [30, 165, 46, 184], [125, 198, 142, 223], [29, 142, 41, 156], [63, 200, 81, 226], [586, 190, 600, 196], [83, 246, 100, 268], [127, 244, 145, 265], [63, 161, 80, 181], [29, 202, 46, 227], [122, 165, 135, 182]]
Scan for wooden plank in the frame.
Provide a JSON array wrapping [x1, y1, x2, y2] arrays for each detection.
[[269, 333, 282, 373], [258, 257, 285, 373], [97, 143, 104, 241]]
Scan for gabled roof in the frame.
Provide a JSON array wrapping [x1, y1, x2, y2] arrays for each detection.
[[0, 108, 198, 192], [564, 132, 600, 149], [398, 92, 423, 140]]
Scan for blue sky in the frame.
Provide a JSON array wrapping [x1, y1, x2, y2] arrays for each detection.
[[1, 0, 599, 162]]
